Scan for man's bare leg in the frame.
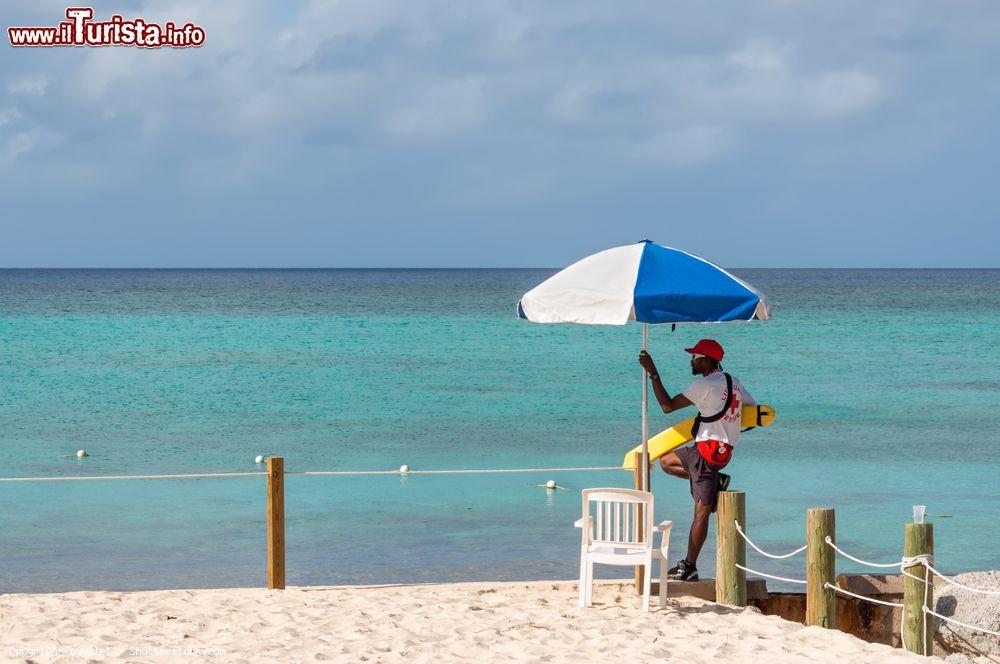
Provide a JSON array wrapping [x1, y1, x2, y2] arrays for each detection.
[[658, 451, 688, 479], [687, 500, 713, 565], [658, 452, 709, 570]]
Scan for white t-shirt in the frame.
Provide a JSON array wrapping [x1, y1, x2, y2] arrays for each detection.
[[682, 371, 756, 446]]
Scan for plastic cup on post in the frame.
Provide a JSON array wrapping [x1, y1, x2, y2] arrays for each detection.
[[912, 505, 926, 524]]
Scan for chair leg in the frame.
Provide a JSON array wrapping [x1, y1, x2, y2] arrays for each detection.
[[585, 562, 595, 606], [659, 531, 671, 610], [642, 558, 652, 612], [659, 554, 669, 609], [579, 553, 588, 607]]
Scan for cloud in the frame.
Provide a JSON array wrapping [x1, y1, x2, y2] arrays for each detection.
[[0, 0, 976, 175], [0, 128, 59, 167], [545, 80, 605, 127], [0, 107, 23, 127], [802, 70, 882, 117], [542, 38, 883, 164], [717, 41, 883, 120], [0, 104, 58, 170], [630, 126, 732, 166], [648, 40, 884, 125], [7, 78, 48, 96], [385, 78, 487, 141], [727, 40, 791, 74], [1, 0, 999, 267]]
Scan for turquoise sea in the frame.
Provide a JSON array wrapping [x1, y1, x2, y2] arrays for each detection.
[[1, 269, 998, 593]]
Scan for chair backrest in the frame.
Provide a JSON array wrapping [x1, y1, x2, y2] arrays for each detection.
[[580, 488, 653, 547]]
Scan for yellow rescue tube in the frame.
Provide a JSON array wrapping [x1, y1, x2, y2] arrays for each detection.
[[622, 405, 777, 470]]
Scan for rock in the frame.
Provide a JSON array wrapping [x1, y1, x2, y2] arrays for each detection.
[[933, 571, 1000, 658], [944, 654, 975, 664]]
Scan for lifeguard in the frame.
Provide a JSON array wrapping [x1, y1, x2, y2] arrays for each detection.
[[638, 339, 756, 582]]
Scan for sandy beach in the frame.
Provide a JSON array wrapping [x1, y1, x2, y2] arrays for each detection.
[[1, 580, 939, 664]]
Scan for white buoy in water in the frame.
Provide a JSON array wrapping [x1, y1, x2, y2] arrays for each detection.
[[399, 464, 409, 474], [255, 455, 264, 464], [546, 480, 556, 489], [76, 449, 87, 458]]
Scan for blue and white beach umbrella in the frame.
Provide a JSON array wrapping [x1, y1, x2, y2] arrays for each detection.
[[517, 240, 769, 325], [517, 240, 770, 488]]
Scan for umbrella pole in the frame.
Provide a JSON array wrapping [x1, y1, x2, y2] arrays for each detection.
[[634, 323, 652, 596], [641, 323, 650, 492]]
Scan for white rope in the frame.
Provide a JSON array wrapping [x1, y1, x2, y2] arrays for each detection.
[[823, 537, 905, 568], [924, 563, 1000, 595], [824, 582, 903, 608], [734, 521, 807, 559], [0, 471, 267, 482], [734, 563, 807, 585], [924, 606, 1000, 638], [0, 466, 623, 483], [902, 554, 935, 568], [898, 567, 927, 583], [294, 466, 622, 476], [922, 565, 930, 654]]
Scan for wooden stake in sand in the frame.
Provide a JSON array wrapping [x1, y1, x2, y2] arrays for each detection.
[[902, 522, 934, 655], [806, 508, 836, 628], [716, 490, 746, 606], [267, 456, 286, 590]]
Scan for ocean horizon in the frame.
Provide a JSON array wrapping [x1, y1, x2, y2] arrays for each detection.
[[2, 268, 998, 593]]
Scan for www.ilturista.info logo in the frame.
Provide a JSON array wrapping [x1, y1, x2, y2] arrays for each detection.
[[8, 7, 205, 48]]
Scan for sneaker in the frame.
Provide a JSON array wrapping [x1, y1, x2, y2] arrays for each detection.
[[718, 473, 731, 492], [668, 558, 699, 582]]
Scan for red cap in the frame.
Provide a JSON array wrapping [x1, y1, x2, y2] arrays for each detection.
[[685, 339, 724, 362]]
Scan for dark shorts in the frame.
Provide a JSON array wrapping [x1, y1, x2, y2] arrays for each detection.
[[675, 445, 724, 507]]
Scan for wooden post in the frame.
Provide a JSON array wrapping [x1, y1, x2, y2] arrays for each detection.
[[902, 522, 934, 656], [633, 452, 645, 595], [716, 490, 746, 606], [806, 508, 836, 628], [266, 456, 285, 590]]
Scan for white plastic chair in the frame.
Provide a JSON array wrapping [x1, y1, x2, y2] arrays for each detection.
[[574, 488, 672, 612]]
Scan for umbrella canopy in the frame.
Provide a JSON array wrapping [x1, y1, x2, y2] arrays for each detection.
[[516, 240, 771, 491], [517, 240, 770, 325]]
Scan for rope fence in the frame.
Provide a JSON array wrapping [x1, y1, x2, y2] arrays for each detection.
[[734, 520, 807, 559], [726, 511, 999, 657], [730, 520, 807, 584], [925, 564, 1000, 596], [823, 537, 910, 569], [0, 471, 267, 482], [734, 562, 806, 585], [0, 465, 623, 483], [295, 466, 622, 476], [924, 606, 1000, 639], [824, 537, 1000, 652], [5, 464, 998, 650], [823, 582, 903, 608]]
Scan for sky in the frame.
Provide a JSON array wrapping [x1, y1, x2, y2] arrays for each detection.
[[2, 1, 999, 268]]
